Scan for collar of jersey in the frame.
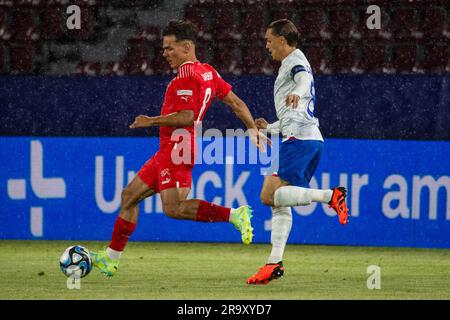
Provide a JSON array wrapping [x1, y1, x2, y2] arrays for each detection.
[[281, 49, 300, 66], [178, 61, 196, 68]]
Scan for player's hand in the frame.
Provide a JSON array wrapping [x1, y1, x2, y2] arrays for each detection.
[[255, 118, 268, 130], [129, 115, 154, 128], [248, 128, 271, 153], [286, 94, 300, 108]]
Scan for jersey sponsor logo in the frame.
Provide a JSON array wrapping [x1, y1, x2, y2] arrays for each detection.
[[177, 90, 193, 96], [201, 72, 213, 81], [181, 96, 189, 102]]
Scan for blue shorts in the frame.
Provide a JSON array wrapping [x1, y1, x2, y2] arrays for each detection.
[[275, 139, 323, 187]]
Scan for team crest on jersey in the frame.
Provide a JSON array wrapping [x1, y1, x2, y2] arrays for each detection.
[[161, 168, 170, 177], [160, 168, 171, 184], [201, 72, 213, 81]]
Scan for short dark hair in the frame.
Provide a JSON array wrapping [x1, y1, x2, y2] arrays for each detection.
[[162, 20, 198, 44], [268, 19, 299, 47]]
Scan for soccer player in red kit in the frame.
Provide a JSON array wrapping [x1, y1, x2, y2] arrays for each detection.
[[91, 20, 269, 277]]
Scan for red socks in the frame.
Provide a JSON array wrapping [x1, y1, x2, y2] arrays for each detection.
[[108, 201, 230, 251], [109, 216, 136, 252], [195, 200, 231, 222]]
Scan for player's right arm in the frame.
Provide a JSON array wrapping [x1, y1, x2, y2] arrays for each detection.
[[130, 77, 198, 129]]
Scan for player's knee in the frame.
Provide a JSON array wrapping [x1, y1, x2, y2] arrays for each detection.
[[163, 203, 183, 219], [260, 192, 274, 207], [121, 188, 136, 209], [178, 201, 189, 216]]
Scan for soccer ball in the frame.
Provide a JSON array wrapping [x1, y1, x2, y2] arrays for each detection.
[[59, 245, 93, 278]]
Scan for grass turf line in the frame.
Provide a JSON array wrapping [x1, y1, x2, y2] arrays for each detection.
[[1, 240, 449, 300]]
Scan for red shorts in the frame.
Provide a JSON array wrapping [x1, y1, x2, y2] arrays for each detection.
[[137, 150, 193, 193]]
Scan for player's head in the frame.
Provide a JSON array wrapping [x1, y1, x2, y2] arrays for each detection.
[[162, 20, 198, 69], [265, 19, 299, 61]]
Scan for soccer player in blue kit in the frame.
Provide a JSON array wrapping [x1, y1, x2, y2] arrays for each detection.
[[247, 19, 349, 285]]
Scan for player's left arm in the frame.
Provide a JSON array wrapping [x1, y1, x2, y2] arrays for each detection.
[[221, 91, 271, 152], [129, 111, 194, 129], [221, 90, 257, 131], [286, 65, 311, 109]]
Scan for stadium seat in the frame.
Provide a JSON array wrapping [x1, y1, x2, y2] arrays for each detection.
[[302, 43, 332, 74], [392, 44, 419, 74], [133, 24, 160, 42], [71, 0, 102, 7], [40, 7, 65, 40], [0, 25, 12, 41], [422, 6, 450, 39], [270, 1, 298, 24], [329, 7, 357, 40], [126, 57, 153, 75], [0, 8, 12, 41], [213, 1, 243, 41], [390, 5, 423, 40], [331, 44, 361, 74], [111, 0, 161, 8], [195, 39, 213, 63], [125, 38, 154, 75], [103, 61, 126, 76], [0, 0, 446, 76], [10, 44, 36, 74], [360, 42, 390, 74], [0, 44, 5, 73], [241, 6, 266, 40], [259, 57, 279, 75], [242, 44, 266, 74], [11, 8, 40, 42], [421, 44, 449, 74], [75, 61, 101, 75], [126, 38, 152, 61], [11, 9, 38, 41], [15, 25, 41, 42], [0, 8, 6, 27], [213, 42, 242, 75], [151, 52, 172, 75], [184, 2, 213, 41], [15, 0, 40, 7], [297, 9, 331, 41]]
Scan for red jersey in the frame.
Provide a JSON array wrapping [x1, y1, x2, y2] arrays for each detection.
[[138, 61, 231, 192], [159, 61, 232, 153]]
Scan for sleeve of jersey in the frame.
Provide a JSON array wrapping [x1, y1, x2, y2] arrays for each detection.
[[171, 78, 198, 112], [214, 71, 232, 100], [266, 120, 280, 134], [291, 65, 311, 97]]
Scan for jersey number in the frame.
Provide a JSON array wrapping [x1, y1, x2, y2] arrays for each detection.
[[306, 81, 316, 118], [196, 87, 212, 122]]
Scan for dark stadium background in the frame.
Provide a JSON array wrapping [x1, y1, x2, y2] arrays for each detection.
[[0, 0, 449, 140]]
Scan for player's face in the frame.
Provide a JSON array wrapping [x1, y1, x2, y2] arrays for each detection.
[[265, 29, 284, 61], [162, 35, 188, 69]]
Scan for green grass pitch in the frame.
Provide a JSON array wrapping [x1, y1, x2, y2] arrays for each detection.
[[1, 240, 450, 300]]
